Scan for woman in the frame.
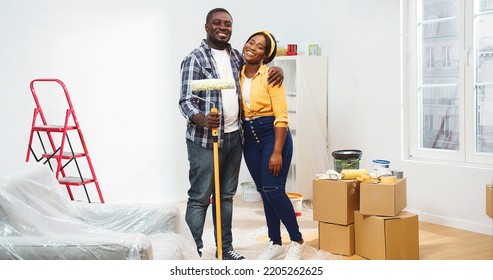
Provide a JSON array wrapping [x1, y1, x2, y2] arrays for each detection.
[[240, 30, 304, 260]]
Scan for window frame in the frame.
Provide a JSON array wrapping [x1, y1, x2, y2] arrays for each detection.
[[404, 0, 493, 166]]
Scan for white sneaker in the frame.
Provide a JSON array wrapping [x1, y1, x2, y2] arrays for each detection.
[[284, 241, 305, 260], [256, 241, 284, 260]]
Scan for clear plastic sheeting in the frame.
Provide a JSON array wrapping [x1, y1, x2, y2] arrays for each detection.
[[0, 162, 199, 260]]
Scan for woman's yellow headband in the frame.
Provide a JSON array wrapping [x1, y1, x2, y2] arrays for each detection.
[[259, 30, 276, 58]]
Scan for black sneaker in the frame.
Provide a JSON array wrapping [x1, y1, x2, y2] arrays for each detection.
[[221, 250, 246, 260]]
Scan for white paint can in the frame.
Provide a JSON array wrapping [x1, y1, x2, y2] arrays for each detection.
[[241, 182, 261, 202], [287, 192, 303, 217]]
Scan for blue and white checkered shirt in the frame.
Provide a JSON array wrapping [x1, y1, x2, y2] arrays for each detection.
[[179, 40, 244, 149]]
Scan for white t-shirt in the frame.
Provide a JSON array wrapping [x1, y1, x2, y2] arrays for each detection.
[[242, 76, 252, 109], [211, 48, 239, 133]]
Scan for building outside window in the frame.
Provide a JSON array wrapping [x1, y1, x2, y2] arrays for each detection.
[[443, 45, 452, 67], [427, 47, 436, 67]]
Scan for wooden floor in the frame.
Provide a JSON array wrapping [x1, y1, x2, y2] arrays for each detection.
[[417, 221, 492, 260], [342, 221, 493, 260]]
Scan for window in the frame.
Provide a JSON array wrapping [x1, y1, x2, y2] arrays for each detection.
[[405, 0, 493, 165], [476, 1, 493, 155], [427, 47, 436, 67], [443, 45, 452, 67]]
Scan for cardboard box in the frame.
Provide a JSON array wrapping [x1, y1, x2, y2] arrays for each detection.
[[313, 179, 360, 225], [319, 222, 354, 256], [360, 178, 407, 217], [354, 210, 419, 260], [487, 184, 493, 219]]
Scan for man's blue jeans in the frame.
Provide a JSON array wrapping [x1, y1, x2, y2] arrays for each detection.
[[185, 130, 242, 256], [243, 117, 302, 245]]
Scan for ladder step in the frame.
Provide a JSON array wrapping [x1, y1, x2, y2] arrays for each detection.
[[42, 151, 86, 159], [33, 125, 77, 132], [58, 176, 95, 186]]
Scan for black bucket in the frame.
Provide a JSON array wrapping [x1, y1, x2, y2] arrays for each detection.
[[332, 150, 362, 173]]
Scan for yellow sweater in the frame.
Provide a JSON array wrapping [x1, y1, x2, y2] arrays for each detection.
[[240, 65, 288, 128]]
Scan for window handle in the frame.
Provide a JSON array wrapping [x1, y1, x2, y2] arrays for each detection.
[[465, 47, 471, 66]]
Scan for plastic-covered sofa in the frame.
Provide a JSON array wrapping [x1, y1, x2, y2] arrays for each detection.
[[0, 163, 199, 260]]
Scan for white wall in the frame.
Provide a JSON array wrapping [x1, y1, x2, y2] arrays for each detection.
[[0, 0, 491, 235]]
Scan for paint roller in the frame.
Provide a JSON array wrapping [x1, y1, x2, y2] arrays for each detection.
[[189, 78, 234, 260], [190, 78, 235, 91]]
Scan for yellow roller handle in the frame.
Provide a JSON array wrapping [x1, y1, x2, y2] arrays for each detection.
[[211, 106, 221, 259], [211, 107, 219, 137]]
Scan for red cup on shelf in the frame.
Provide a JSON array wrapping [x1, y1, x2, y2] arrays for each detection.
[[287, 44, 297, 56]]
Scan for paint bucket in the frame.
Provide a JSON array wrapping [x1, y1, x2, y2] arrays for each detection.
[[372, 159, 392, 177], [372, 159, 390, 170], [287, 192, 303, 217], [241, 182, 261, 202], [332, 150, 362, 173]]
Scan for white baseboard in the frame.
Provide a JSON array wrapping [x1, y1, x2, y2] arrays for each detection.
[[408, 208, 493, 236]]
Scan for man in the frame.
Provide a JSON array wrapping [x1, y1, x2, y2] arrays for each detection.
[[178, 8, 283, 260]]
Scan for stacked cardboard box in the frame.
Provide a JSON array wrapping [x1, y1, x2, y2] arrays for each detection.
[[487, 184, 493, 219], [355, 178, 419, 260], [359, 178, 407, 217], [313, 179, 360, 256], [354, 211, 419, 259]]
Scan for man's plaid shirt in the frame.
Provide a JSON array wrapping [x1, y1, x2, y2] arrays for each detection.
[[179, 40, 244, 149]]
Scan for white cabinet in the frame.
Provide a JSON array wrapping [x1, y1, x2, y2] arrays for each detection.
[[270, 55, 330, 200]]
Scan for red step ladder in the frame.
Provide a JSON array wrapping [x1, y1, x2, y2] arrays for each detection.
[[26, 78, 104, 203]]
